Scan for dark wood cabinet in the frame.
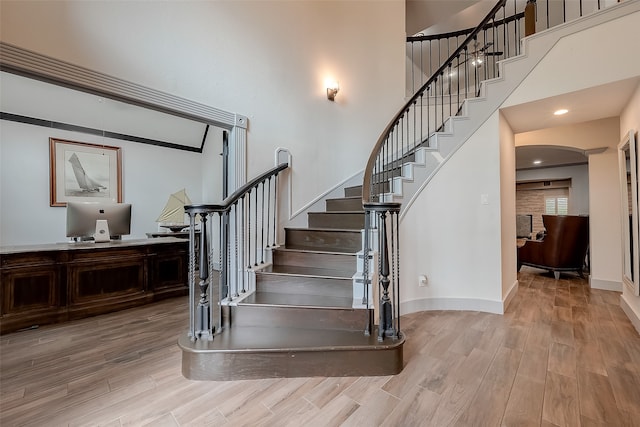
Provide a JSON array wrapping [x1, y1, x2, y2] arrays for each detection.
[[0, 238, 188, 334]]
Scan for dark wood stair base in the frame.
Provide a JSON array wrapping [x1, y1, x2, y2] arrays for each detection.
[[179, 327, 404, 380], [181, 183, 404, 380]]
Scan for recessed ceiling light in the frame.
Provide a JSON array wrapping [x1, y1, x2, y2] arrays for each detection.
[[554, 109, 569, 116], [533, 160, 542, 165]]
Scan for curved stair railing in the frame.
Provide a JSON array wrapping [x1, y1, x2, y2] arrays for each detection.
[[184, 162, 288, 341], [363, 0, 514, 205], [360, 0, 516, 344], [406, 6, 525, 96], [361, 0, 611, 343]]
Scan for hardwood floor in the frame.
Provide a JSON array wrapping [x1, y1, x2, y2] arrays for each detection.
[[2, 266, 640, 426]]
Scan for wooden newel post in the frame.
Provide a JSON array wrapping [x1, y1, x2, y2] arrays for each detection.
[[525, 0, 536, 36], [196, 213, 211, 338], [378, 210, 393, 341]]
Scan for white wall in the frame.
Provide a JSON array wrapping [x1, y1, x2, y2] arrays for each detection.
[[588, 147, 624, 291], [0, 121, 205, 245], [620, 82, 640, 332], [398, 5, 638, 314], [0, 0, 406, 245], [501, 10, 640, 293], [516, 164, 590, 215], [401, 111, 504, 314], [500, 112, 518, 304]]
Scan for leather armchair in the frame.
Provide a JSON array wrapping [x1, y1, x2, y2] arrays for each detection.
[[517, 215, 589, 279]]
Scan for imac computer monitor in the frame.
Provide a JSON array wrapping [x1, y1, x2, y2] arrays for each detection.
[[66, 202, 132, 242]]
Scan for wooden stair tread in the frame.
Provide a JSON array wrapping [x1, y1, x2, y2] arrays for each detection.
[[180, 325, 404, 379], [239, 291, 354, 309], [309, 211, 364, 215], [179, 325, 399, 352], [326, 196, 361, 202], [285, 227, 362, 232], [259, 264, 354, 278], [276, 246, 358, 256]]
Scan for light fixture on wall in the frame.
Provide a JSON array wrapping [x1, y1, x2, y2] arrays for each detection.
[[554, 108, 569, 116], [326, 81, 339, 101]]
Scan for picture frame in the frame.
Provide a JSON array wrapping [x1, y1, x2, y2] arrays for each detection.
[[50, 138, 122, 207]]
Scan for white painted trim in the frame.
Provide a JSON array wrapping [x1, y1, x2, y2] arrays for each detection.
[[401, 296, 505, 315], [0, 42, 241, 130], [589, 277, 623, 292], [229, 126, 247, 191], [620, 294, 640, 335], [503, 279, 519, 312]]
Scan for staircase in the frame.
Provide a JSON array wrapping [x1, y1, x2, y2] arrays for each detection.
[[179, 184, 404, 381], [180, 0, 640, 381]]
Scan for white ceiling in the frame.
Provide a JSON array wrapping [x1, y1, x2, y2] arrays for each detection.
[[503, 77, 640, 170]]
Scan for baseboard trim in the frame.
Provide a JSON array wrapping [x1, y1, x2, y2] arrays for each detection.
[[620, 294, 640, 335], [401, 296, 505, 316], [589, 277, 623, 292], [503, 279, 519, 312]]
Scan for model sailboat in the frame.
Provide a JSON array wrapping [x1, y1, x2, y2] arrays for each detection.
[[156, 189, 194, 232]]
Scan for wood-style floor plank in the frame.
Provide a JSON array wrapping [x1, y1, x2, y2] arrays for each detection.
[[2, 266, 640, 426]]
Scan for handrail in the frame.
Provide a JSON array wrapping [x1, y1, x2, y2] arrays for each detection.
[[407, 11, 524, 43], [185, 162, 289, 212], [363, 0, 507, 203], [184, 162, 289, 341]]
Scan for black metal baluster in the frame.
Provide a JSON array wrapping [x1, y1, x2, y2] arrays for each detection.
[[437, 38, 441, 78], [266, 176, 271, 248], [241, 196, 246, 293], [503, 5, 508, 69], [217, 212, 225, 329], [483, 28, 488, 82], [546, 0, 550, 29], [233, 203, 239, 298], [448, 62, 452, 117], [260, 181, 265, 264], [473, 37, 479, 96], [254, 186, 258, 266], [464, 46, 469, 99], [456, 55, 460, 114], [420, 40, 423, 87], [419, 92, 423, 146], [413, 100, 416, 151], [429, 40, 433, 78], [272, 174, 278, 246], [426, 85, 430, 145], [247, 189, 252, 268], [362, 209, 371, 336], [438, 71, 444, 130], [411, 41, 415, 93]]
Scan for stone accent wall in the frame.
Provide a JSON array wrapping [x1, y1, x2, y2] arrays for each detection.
[[516, 188, 569, 235]]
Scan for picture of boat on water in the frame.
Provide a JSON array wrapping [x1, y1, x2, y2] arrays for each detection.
[[64, 151, 109, 198]]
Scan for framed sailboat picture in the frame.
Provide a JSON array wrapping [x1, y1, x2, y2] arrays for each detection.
[[49, 138, 122, 207]]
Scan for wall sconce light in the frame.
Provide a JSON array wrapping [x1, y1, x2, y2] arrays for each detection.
[[326, 82, 339, 101]]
